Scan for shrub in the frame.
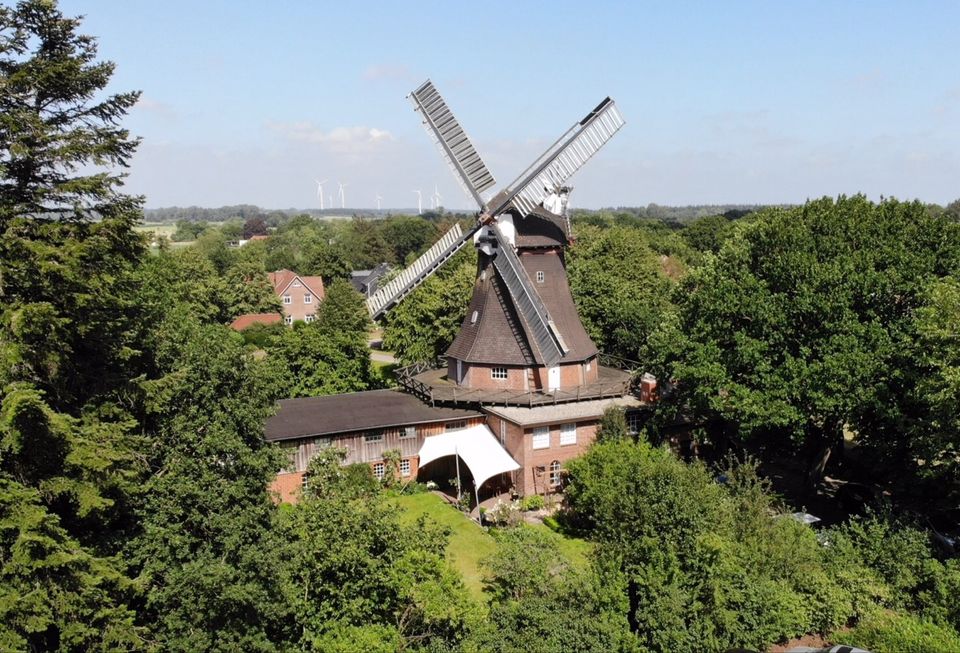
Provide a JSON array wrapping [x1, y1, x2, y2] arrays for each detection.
[[519, 494, 545, 511], [843, 610, 960, 653]]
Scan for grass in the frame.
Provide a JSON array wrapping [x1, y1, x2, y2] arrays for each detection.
[[392, 492, 497, 601], [390, 492, 593, 602]]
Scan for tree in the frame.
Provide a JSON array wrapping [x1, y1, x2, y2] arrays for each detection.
[[381, 248, 476, 364], [131, 322, 292, 650], [223, 244, 281, 319], [567, 225, 679, 362], [0, 1, 146, 647], [379, 215, 439, 264], [243, 216, 269, 239], [651, 196, 960, 482]]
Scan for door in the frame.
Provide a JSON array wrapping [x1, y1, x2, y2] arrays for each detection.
[[548, 366, 560, 391]]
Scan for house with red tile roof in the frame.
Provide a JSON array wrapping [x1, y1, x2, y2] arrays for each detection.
[[229, 312, 282, 331], [268, 269, 325, 325]]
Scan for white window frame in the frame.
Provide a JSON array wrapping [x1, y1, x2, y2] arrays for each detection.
[[304, 293, 312, 304], [373, 462, 385, 480], [445, 420, 466, 432], [532, 426, 550, 450], [399, 459, 411, 477], [536, 270, 545, 283], [283, 315, 293, 326], [365, 431, 383, 443], [293, 280, 302, 287], [499, 420, 506, 446], [304, 314, 315, 323], [549, 460, 561, 486], [400, 426, 416, 439], [491, 367, 508, 380], [560, 422, 577, 446], [627, 412, 642, 435], [301, 473, 310, 489], [283, 294, 292, 304]]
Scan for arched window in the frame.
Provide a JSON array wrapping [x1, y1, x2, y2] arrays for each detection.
[[549, 460, 561, 486]]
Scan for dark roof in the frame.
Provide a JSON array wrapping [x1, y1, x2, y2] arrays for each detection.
[[514, 208, 568, 248], [349, 263, 392, 294], [264, 389, 481, 442], [445, 257, 536, 365], [445, 249, 597, 365]]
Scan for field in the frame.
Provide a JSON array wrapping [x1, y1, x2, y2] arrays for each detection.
[[391, 491, 592, 602]]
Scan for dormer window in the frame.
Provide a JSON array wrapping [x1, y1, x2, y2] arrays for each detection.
[[536, 271, 545, 283]]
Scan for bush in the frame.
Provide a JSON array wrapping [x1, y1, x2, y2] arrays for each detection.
[[843, 610, 960, 653], [519, 494, 545, 511]]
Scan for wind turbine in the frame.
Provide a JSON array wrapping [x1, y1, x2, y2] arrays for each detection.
[[433, 184, 442, 211], [315, 179, 328, 211], [375, 193, 382, 210], [338, 181, 347, 209], [413, 189, 422, 215]]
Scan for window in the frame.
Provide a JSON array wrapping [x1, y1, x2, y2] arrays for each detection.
[[283, 295, 292, 304], [283, 315, 293, 325], [532, 426, 550, 449], [627, 412, 642, 435], [491, 367, 508, 380], [549, 460, 561, 486], [304, 293, 312, 304], [399, 459, 411, 477], [536, 270, 545, 283], [585, 361, 592, 372], [500, 420, 506, 446], [293, 280, 302, 287], [400, 426, 416, 439], [470, 310, 478, 324], [365, 432, 383, 443], [304, 314, 315, 323], [445, 420, 466, 432], [373, 462, 385, 480], [301, 473, 310, 489], [560, 422, 577, 446]]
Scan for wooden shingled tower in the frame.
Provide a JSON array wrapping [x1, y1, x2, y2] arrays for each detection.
[[366, 79, 626, 396]]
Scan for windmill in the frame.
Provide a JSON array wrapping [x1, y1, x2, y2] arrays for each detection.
[[366, 79, 624, 393], [315, 178, 328, 211], [376, 193, 383, 210], [337, 181, 347, 209], [432, 184, 442, 211], [413, 189, 422, 215]]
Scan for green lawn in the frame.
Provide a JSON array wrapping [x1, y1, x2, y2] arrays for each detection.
[[392, 492, 497, 601], [390, 492, 593, 602]]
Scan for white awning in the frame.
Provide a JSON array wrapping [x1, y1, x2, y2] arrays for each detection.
[[418, 424, 520, 489]]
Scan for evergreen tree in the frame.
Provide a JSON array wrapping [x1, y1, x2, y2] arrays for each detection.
[[0, 1, 146, 647]]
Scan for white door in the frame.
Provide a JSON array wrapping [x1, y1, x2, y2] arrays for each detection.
[[548, 366, 560, 391]]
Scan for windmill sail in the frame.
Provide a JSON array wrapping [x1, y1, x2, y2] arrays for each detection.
[[409, 80, 496, 209], [488, 97, 625, 218], [490, 225, 567, 367], [367, 223, 476, 320]]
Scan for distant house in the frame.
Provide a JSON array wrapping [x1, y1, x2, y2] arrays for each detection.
[[350, 262, 393, 297], [229, 312, 282, 331], [269, 269, 326, 325]]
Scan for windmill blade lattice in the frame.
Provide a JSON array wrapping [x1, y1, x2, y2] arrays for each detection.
[[409, 80, 496, 209], [491, 98, 625, 218], [489, 224, 568, 367], [366, 223, 476, 320]]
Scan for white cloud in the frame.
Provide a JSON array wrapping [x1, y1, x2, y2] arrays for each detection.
[[266, 122, 395, 154]]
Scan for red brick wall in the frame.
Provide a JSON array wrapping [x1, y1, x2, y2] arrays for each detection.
[[279, 283, 319, 322], [461, 363, 529, 391], [487, 415, 600, 496], [270, 471, 304, 503]]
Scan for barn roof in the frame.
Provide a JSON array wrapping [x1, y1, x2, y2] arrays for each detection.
[[264, 389, 481, 442]]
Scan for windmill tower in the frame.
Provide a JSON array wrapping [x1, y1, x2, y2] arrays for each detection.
[[366, 79, 626, 398]]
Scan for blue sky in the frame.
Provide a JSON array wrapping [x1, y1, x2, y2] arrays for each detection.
[[62, 1, 960, 210]]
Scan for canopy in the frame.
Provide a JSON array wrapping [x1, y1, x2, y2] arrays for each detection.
[[418, 424, 520, 489]]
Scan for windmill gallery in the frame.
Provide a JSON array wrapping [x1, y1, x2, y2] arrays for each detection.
[[265, 80, 657, 504]]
